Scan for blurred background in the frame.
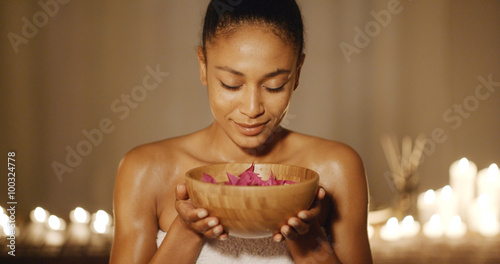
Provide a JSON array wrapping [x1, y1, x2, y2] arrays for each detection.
[[0, 0, 499, 262]]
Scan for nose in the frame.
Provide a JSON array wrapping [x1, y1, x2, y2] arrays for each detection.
[[239, 86, 264, 119]]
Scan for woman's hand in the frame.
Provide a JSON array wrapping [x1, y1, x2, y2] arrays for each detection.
[[273, 187, 326, 241], [174, 183, 228, 240]]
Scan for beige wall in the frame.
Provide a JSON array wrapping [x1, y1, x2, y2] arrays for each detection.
[[0, 0, 499, 217]]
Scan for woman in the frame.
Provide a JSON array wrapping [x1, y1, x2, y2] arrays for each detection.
[[110, 0, 372, 263]]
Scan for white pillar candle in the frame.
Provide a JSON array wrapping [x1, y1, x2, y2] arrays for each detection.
[[380, 217, 400, 241], [423, 214, 444, 238], [477, 164, 500, 217], [445, 215, 467, 238], [477, 211, 500, 237], [418, 189, 437, 223], [437, 185, 458, 227], [449, 158, 477, 221], [399, 215, 420, 238]]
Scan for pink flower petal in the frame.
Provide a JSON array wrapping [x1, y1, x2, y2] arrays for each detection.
[[202, 173, 217, 183]]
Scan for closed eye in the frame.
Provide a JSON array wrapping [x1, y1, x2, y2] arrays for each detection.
[[265, 84, 285, 93], [220, 81, 241, 90]]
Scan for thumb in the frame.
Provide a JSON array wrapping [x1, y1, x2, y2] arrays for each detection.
[[176, 183, 189, 200]]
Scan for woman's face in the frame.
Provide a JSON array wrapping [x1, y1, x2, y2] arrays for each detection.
[[199, 24, 304, 149]]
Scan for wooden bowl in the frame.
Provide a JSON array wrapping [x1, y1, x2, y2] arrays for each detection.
[[185, 163, 319, 238]]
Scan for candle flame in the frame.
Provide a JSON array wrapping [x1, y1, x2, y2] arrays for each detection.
[[424, 189, 436, 204], [441, 185, 453, 200], [402, 215, 414, 227], [48, 215, 61, 230], [429, 214, 441, 226], [458, 157, 469, 171], [34, 207, 47, 223], [95, 210, 110, 226], [387, 217, 399, 229], [74, 207, 89, 223], [488, 163, 499, 177]]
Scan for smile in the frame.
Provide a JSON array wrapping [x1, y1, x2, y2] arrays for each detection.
[[234, 121, 268, 136]]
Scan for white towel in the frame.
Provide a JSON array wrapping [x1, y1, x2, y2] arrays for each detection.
[[156, 230, 294, 264]]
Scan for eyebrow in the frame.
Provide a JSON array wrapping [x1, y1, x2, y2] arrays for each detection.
[[215, 66, 291, 78]]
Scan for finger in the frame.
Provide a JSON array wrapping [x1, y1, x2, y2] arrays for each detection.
[[175, 199, 208, 223], [316, 187, 326, 200], [287, 216, 310, 235], [297, 190, 324, 223], [280, 224, 298, 240], [190, 216, 219, 233], [273, 232, 283, 242], [201, 224, 225, 239], [175, 184, 189, 200]]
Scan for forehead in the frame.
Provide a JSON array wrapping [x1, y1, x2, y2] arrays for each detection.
[[205, 25, 298, 71]]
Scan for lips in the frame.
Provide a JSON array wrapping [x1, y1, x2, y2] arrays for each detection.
[[234, 121, 268, 136]]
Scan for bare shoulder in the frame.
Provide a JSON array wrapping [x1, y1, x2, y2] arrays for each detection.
[[287, 132, 364, 180]]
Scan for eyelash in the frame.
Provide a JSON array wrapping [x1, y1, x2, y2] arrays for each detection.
[[220, 82, 285, 93]]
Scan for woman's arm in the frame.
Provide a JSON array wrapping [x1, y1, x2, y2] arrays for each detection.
[[282, 143, 373, 264], [109, 147, 223, 264]]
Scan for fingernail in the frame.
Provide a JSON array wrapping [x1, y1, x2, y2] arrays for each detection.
[[214, 226, 223, 235], [208, 219, 217, 227], [198, 210, 207, 218], [273, 234, 282, 242], [218, 235, 228, 241], [289, 219, 299, 227], [298, 211, 307, 220]]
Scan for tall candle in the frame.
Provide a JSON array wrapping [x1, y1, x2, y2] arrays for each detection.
[[437, 185, 458, 226], [477, 164, 500, 217], [449, 158, 477, 221], [417, 189, 437, 223]]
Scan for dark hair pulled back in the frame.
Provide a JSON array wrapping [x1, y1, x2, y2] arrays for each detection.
[[202, 0, 304, 58]]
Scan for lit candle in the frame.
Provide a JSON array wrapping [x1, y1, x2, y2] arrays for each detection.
[[477, 212, 500, 237], [380, 217, 400, 241], [45, 215, 66, 246], [70, 207, 90, 224], [91, 210, 112, 234], [399, 215, 420, 238], [437, 185, 458, 227], [445, 215, 467, 238], [449, 158, 477, 221], [30, 207, 49, 223], [417, 189, 437, 223], [423, 214, 444, 238], [0, 213, 12, 237], [477, 164, 500, 216], [25, 207, 49, 246], [468, 194, 496, 232], [68, 207, 91, 245]]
